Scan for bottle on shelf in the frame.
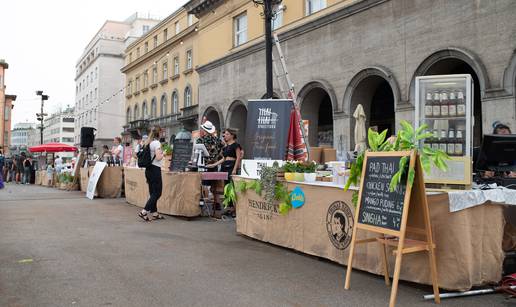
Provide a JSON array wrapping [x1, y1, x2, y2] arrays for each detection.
[[440, 90, 449, 117], [432, 91, 441, 117], [448, 91, 457, 117], [457, 90, 466, 116], [431, 129, 439, 151], [455, 129, 464, 156], [439, 129, 448, 153], [447, 129, 455, 156], [424, 129, 433, 148], [425, 92, 433, 118]]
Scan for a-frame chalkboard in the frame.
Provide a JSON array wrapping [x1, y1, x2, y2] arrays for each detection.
[[344, 151, 440, 307]]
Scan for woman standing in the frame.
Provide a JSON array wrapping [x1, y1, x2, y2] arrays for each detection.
[[138, 127, 165, 221]]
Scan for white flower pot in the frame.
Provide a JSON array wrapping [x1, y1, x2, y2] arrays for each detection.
[[304, 173, 317, 182]]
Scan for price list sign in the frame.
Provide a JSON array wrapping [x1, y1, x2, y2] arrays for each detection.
[[170, 139, 193, 172], [357, 156, 408, 232]]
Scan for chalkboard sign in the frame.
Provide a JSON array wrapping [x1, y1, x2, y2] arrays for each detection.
[[170, 139, 193, 171], [357, 155, 409, 232]]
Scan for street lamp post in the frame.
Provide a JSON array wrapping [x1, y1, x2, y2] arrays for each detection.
[[36, 91, 49, 145], [253, 0, 283, 99]]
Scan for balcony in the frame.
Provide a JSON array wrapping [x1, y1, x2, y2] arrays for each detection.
[[148, 113, 180, 127], [129, 119, 149, 130], [178, 104, 199, 121]]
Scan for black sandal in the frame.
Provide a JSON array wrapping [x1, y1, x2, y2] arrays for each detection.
[[138, 212, 150, 222], [152, 214, 165, 220]]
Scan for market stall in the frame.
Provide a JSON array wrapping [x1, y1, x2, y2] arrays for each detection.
[[124, 167, 201, 217], [81, 165, 123, 198], [233, 177, 505, 291]]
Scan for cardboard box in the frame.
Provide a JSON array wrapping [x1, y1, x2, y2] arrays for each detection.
[[321, 148, 337, 163]]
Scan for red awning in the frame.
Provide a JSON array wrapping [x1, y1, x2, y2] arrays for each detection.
[[28, 142, 77, 153]]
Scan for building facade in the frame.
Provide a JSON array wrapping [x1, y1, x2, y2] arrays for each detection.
[[75, 13, 160, 151], [44, 107, 75, 159], [185, 0, 516, 156], [10, 122, 36, 154], [0, 59, 17, 155], [122, 7, 199, 144]]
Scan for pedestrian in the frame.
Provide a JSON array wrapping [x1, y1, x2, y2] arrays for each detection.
[[23, 156, 32, 184], [206, 128, 242, 217], [6, 157, 14, 183], [16, 153, 25, 184], [196, 121, 224, 215], [54, 155, 63, 174], [0, 150, 4, 189], [138, 127, 165, 221], [101, 145, 111, 162], [111, 137, 124, 165], [46, 164, 54, 186]]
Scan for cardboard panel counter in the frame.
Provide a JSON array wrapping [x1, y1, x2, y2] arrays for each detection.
[[124, 167, 201, 217], [86, 166, 123, 198], [233, 176, 505, 291]]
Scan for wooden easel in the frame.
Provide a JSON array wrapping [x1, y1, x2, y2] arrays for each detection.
[[344, 151, 440, 307]]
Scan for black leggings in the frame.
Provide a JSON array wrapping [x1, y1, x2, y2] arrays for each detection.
[[220, 160, 236, 186], [144, 165, 162, 213]]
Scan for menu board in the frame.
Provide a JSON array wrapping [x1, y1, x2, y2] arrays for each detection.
[[357, 155, 408, 232], [170, 139, 193, 172]]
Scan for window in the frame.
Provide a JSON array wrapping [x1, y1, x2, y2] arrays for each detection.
[[173, 57, 180, 75], [184, 87, 192, 107], [135, 76, 140, 92], [306, 0, 326, 15], [160, 95, 167, 117], [172, 91, 178, 113], [127, 80, 132, 94], [186, 50, 193, 70], [90, 91, 93, 102], [95, 88, 97, 99], [142, 25, 150, 34], [234, 13, 247, 47], [62, 137, 74, 143], [127, 107, 132, 123], [151, 98, 157, 118], [4, 105, 10, 120], [163, 28, 168, 41], [0, 75, 3, 88], [95, 67, 98, 79], [272, 4, 284, 30], [152, 67, 157, 84], [86, 94, 89, 104], [144, 42, 148, 53], [153, 35, 158, 48], [187, 14, 194, 26], [136, 47, 140, 57], [62, 127, 74, 132], [143, 71, 148, 88], [162, 62, 168, 80], [142, 101, 148, 119], [134, 104, 139, 120], [175, 21, 180, 34], [62, 118, 74, 123]]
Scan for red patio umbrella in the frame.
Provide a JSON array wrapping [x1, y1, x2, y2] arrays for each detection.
[[28, 142, 78, 153]]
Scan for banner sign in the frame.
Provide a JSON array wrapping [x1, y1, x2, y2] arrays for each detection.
[[86, 162, 107, 200], [245, 99, 292, 160]]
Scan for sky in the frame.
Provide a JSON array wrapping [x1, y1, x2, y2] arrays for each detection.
[[0, 0, 188, 126]]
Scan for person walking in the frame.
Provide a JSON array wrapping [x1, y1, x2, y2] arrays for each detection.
[[138, 127, 165, 221], [23, 156, 32, 184], [0, 150, 4, 189], [54, 155, 63, 174]]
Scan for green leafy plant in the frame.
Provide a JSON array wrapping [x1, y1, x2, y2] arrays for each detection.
[[162, 143, 172, 155], [302, 161, 317, 173], [345, 120, 450, 205], [282, 161, 298, 173], [223, 182, 237, 207]]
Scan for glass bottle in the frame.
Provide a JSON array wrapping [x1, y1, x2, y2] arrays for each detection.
[[440, 91, 449, 117], [455, 130, 464, 156], [425, 92, 433, 118], [447, 129, 455, 156], [439, 129, 447, 152], [457, 90, 466, 116], [432, 92, 441, 117], [431, 129, 439, 151], [448, 91, 457, 117]]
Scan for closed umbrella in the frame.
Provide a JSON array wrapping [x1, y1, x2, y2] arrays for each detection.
[[353, 104, 367, 153], [286, 105, 307, 161]]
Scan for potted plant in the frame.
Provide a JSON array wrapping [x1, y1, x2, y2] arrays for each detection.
[[282, 161, 297, 181], [303, 161, 318, 182], [293, 162, 305, 182]]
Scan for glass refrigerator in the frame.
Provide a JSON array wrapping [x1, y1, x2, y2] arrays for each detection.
[[415, 74, 474, 187]]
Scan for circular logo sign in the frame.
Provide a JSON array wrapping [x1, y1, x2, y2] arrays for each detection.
[[326, 200, 354, 250], [290, 186, 305, 209]]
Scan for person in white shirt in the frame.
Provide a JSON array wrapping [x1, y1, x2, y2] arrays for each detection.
[[111, 137, 124, 163], [54, 155, 63, 174], [138, 127, 164, 221]]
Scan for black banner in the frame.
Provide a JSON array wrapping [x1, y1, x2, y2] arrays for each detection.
[[357, 156, 408, 231], [245, 99, 292, 160], [170, 139, 193, 171]]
